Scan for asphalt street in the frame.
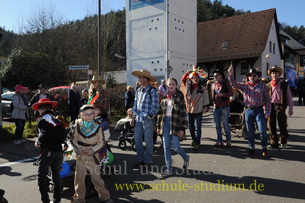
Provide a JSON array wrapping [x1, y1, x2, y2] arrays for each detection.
[[1, 98, 305, 203]]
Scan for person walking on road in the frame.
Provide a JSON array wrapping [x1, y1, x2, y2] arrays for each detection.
[[124, 86, 135, 110], [71, 105, 113, 203], [12, 84, 29, 144], [130, 69, 160, 169], [211, 69, 234, 147], [156, 78, 190, 177], [159, 79, 168, 98], [68, 83, 81, 121], [228, 65, 271, 157], [181, 70, 210, 150], [32, 99, 67, 203], [297, 76, 305, 105], [266, 66, 293, 148]]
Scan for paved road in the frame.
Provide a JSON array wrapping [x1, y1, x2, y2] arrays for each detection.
[[1, 98, 305, 202]]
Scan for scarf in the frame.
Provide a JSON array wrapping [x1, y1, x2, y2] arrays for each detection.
[[80, 120, 99, 137], [247, 82, 258, 87], [271, 78, 281, 87], [167, 90, 176, 100]]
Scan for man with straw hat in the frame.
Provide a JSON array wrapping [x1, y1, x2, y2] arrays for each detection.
[[130, 69, 159, 169], [266, 66, 293, 148]]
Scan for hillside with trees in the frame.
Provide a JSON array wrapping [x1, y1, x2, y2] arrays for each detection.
[[1, 0, 305, 90]]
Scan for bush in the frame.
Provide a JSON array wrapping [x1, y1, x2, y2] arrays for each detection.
[[0, 121, 37, 142]]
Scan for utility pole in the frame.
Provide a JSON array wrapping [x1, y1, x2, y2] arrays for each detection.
[[0, 32, 3, 128], [98, 0, 101, 77]]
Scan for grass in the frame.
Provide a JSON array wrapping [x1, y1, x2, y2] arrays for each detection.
[[0, 121, 37, 142]]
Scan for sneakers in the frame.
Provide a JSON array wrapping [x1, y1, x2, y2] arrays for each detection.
[[14, 139, 23, 144], [193, 143, 200, 151], [226, 142, 232, 148], [161, 169, 173, 178], [20, 138, 27, 143], [281, 143, 287, 148], [183, 155, 190, 169], [247, 149, 256, 157], [190, 141, 195, 146]]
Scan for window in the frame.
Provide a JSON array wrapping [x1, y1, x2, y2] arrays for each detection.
[[221, 41, 229, 49], [241, 62, 249, 75], [269, 41, 272, 52], [273, 43, 275, 54], [266, 63, 269, 75]]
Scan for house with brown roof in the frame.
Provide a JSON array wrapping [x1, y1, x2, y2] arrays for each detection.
[[197, 8, 283, 81]]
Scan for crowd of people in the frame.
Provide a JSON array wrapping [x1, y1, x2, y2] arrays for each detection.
[[9, 64, 302, 202]]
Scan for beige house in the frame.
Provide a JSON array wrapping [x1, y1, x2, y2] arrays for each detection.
[[197, 8, 283, 81]]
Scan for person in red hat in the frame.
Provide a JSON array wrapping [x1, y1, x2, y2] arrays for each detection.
[[32, 98, 67, 203], [12, 84, 29, 144]]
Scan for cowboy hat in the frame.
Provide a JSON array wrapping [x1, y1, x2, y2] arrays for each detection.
[[212, 69, 225, 78], [91, 75, 105, 84], [268, 66, 282, 76], [15, 84, 28, 92], [246, 68, 262, 77], [132, 69, 157, 82], [32, 98, 58, 111]]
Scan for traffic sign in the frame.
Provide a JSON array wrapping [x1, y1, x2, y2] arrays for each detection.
[[69, 65, 90, 70]]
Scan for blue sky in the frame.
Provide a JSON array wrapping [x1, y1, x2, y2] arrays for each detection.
[[0, 0, 304, 33]]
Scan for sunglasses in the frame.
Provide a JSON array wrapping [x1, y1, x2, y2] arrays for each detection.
[[213, 74, 219, 77], [248, 74, 257, 77]]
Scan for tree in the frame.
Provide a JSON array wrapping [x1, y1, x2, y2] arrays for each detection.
[[1, 49, 53, 89]]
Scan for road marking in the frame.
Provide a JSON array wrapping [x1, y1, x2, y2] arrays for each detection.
[[0, 156, 39, 167]]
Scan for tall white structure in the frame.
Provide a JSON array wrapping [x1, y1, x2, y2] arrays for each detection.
[[126, 0, 197, 86]]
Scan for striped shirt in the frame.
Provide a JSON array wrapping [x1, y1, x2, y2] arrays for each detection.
[[132, 84, 160, 122], [228, 74, 271, 116]]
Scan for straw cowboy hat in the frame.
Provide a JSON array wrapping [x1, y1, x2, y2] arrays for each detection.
[[268, 66, 283, 76], [32, 98, 58, 111], [132, 69, 157, 82], [90, 75, 105, 84]]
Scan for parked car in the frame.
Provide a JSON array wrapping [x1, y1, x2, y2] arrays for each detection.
[[1, 91, 15, 118]]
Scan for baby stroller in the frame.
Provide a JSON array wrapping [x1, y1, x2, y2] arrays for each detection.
[[229, 90, 247, 139], [115, 118, 135, 151]]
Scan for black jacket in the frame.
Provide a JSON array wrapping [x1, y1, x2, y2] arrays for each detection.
[[36, 111, 67, 152]]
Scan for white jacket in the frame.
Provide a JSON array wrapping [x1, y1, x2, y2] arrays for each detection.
[[12, 93, 28, 120]]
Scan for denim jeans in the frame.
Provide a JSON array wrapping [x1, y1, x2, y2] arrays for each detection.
[[38, 149, 63, 203], [14, 119, 26, 140], [213, 106, 231, 142], [134, 118, 155, 163], [162, 117, 188, 171], [244, 107, 268, 149], [187, 113, 202, 145]]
